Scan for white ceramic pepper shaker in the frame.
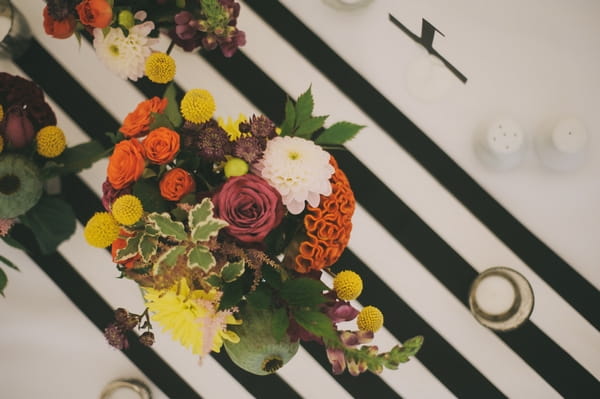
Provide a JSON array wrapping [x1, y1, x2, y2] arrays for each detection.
[[535, 118, 588, 171], [474, 118, 527, 170]]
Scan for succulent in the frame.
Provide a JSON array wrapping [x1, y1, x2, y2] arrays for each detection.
[[0, 154, 43, 218], [224, 305, 299, 375]]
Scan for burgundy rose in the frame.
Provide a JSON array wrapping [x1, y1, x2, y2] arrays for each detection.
[[212, 174, 284, 243], [101, 178, 132, 211]]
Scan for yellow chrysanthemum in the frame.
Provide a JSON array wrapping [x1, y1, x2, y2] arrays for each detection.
[[84, 212, 120, 248], [145, 52, 176, 84], [333, 270, 363, 301], [0, 136, 4, 154], [0, 104, 4, 122], [36, 126, 66, 158], [357, 306, 384, 332], [111, 194, 143, 225], [218, 114, 249, 141], [144, 279, 241, 357], [180, 89, 215, 124]]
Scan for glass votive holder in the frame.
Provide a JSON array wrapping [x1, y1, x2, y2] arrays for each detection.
[[0, 0, 31, 59], [100, 379, 152, 399], [323, 0, 374, 11], [468, 266, 534, 331]]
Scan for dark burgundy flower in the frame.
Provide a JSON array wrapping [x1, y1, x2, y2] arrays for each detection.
[[219, 29, 246, 58], [326, 348, 346, 375], [104, 322, 129, 350], [249, 114, 276, 138], [212, 174, 284, 243], [101, 178, 132, 211], [232, 135, 264, 164], [195, 120, 231, 162], [2, 106, 36, 149], [325, 301, 359, 324]]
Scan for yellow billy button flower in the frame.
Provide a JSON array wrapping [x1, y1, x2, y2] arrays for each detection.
[[0, 104, 4, 122], [357, 306, 384, 332], [0, 136, 4, 153], [180, 89, 216, 124], [36, 126, 66, 158], [145, 52, 176, 84], [84, 212, 120, 248], [333, 270, 363, 301], [224, 157, 249, 178], [111, 194, 144, 225]]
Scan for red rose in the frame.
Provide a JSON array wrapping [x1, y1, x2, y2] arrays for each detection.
[[212, 174, 284, 243], [43, 6, 76, 39], [75, 0, 113, 29]]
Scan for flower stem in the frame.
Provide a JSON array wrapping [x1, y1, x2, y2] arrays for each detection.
[[166, 40, 175, 56]]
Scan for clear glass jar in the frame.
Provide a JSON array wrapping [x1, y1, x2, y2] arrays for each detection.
[[0, 0, 31, 59]]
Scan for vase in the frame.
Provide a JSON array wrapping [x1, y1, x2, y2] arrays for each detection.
[[0, 0, 31, 59]]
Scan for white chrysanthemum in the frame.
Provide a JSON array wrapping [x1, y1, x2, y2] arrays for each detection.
[[93, 21, 158, 81], [257, 136, 334, 214]]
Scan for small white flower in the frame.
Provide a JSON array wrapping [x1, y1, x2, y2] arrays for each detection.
[[257, 136, 334, 214], [93, 22, 158, 81]]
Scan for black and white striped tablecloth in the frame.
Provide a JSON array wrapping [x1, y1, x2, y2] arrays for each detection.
[[1, 1, 599, 398]]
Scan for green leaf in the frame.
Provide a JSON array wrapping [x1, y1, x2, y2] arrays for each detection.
[[148, 112, 174, 131], [293, 309, 338, 343], [262, 264, 283, 289], [142, 168, 158, 179], [0, 268, 6, 297], [315, 121, 364, 145], [187, 246, 216, 271], [294, 86, 314, 126], [294, 115, 328, 139], [246, 285, 272, 309], [272, 307, 289, 341], [133, 179, 169, 213], [188, 197, 213, 230], [115, 233, 142, 263], [280, 277, 328, 306], [147, 213, 187, 241], [138, 235, 158, 263], [153, 245, 186, 274], [279, 97, 296, 136], [219, 278, 245, 310], [221, 260, 245, 283], [163, 83, 183, 128], [0, 255, 19, 271], [20, 196, 76, 254], [205, 274, 223, 287], [41, 141, 109, 178], [1, 236, 27, 252], [192, 219, 228, 243], [189, 198, 228, 242]]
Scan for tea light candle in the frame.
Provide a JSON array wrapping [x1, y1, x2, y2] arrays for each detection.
[[473, 274, 516, 315]]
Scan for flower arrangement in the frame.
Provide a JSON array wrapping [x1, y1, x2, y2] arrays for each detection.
[[42, 0, 246, 82], [0, 72, 106, 295], [84, 84, 423, 376]]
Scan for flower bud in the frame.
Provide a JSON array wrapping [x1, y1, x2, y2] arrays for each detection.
[[139, 331, 155, 347], [3, 107, 35, 149]]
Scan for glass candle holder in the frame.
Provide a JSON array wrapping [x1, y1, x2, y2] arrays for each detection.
[[0, 0, 31, 59], [468, 266, 534, 331], [323, 0, 374, 11], [100, 379, 152, 399]]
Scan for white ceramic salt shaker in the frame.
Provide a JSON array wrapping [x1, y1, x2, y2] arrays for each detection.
[[535, 118, 588, 171], [474, 118, 527, 170]]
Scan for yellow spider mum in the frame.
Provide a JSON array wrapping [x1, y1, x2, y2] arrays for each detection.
[[144, 279, 241, 357], [36, 126, 66, 158], [218, 114, 249, 141], [0, 136, 4, 154], [0, 104, 4, 122], [145, 52, 176, 84], [333, 270, 363, 301], [180, 89, 216, 124], [111, 194, 143, 225], [84, 212, 120, 248], [357, 306, 384, 332]]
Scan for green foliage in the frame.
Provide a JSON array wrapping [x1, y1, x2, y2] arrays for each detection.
[[138, 235, 158, 262], [279, 86, 328, 140], [189, 199, 228, 242], [279, 98, 295, 136], [293, 309, 339, 344], [294, 115, 328, 139], [187, 246, 216, 271], [271, 307, 289, 341], [163, 83, 183, 128], [315, 121, 364, 146], [280, 277, 328, 306], [246, 284, 273, 309], [115, 232, 142, 263], [0, 268, 6, 297], [0, 255, 19, 271], [153, 245, 186, 274], [147, 213, 187, 241], [133, 179, 169, 213], [41, 141, 108, 179], [221, 260, 245, 283], [294, 87, 314, 125], [20, 195, 76, 254]]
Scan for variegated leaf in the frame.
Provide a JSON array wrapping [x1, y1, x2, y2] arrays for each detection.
[[221, 260, 245, 283], [187, 246, 216, 271], [138, 235, 158, 263], [153, 245, 186, 275], [115, 233, 142, 263], [188, 197, 214, 230], [147, 212, 187, 241]]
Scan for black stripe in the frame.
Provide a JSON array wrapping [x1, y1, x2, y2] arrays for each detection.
[[199, 46, 600, 396], [15, 40, 301, 399], [334, 251, 506, 399], [127, 79, 402, 399], [9, 224, 202, 399], [242, 0, 600, 330]]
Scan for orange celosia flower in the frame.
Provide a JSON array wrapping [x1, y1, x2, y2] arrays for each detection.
[[107, 139, 146, 189], [120, 97, 168, 138], [159, 168, 196, 201], [143, 127, 180, 165], [42, 6, 76, 39], [295, 157, 355, 273], [76, 0, 113, 29]]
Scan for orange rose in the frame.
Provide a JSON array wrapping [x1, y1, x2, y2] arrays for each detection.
[[107, 139, 146, 189], [111, 230, 140, 269], [75, 0, 113, 29], [43, 7, 76, 39], [143, 127, 180, 165], [120, 97, 168, 138], [159, 168, 195, 201]]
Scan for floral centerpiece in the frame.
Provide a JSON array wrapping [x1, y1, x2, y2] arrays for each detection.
[[84, 84, 423, 376], [42, 0, 245, 82], [0, 72, 106, 295]]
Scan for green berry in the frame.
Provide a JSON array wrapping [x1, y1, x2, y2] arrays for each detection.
[[118, 10, 135, 29], [224, 157, 249, 178]]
